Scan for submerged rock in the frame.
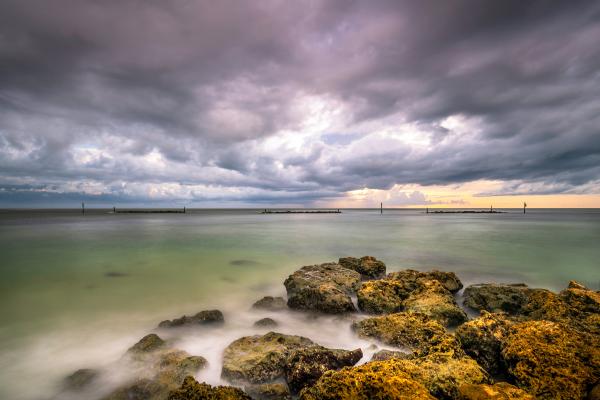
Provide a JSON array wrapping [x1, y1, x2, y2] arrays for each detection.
[[127, 333, 167, 354], [221, 331, 316, 384], [457, 382, 535, 399], [285, 347, 363, 394], [245, 383, 291, 400], [356, 279, 409, 314], [463, 283, 532, 314], [338, 256, 386, 279], [158, 309, 224, 328], [284, 263, 361, 313], [402, 280, 467, 326], [252, 296, 287, 311], [168, 376, 252, 400], [63, 368, 99, 390], [254, 317, 278, 328], [387, 269, 463, 293], [501, 320, 600, 399], [352, 312, 464, 358], [104, 378, 168, 400]]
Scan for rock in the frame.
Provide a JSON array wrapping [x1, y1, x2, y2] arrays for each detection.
[[299, 360, 436, 400], [63, 368, 99, 390], [103, 378, 169, 400], [387, 269, 463, 293], [352, 312, 464, 358], [285, 347, 363, 394], [589, 383, 600, 400], [154, 350, 208, 387], [245, 383, 292, 400], [284, 263, 361, 313], [455, 312, 514, 376], [127, 333, 167, 354], [252, 296, 287, 311], [560, 281, 600, 315], [501, 320, 600, 399], [254, 318, 278, 328], [370, 349, 410, 361], [158, 310, 224, 328], [457, 382, 535, 399], [168, 376, 252, 400], [463, 283, 531, 314], [356, 280, 410, 314], [338, 256, 386, 279], [221, 332, 316, 384], [403, 280, 467, 326]]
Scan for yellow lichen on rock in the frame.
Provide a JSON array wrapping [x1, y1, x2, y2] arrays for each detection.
[[458, 382, 535, 399]]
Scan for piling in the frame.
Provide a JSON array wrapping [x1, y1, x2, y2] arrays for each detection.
[[82, 202, 85, 214], [380, 202, 383, 214]]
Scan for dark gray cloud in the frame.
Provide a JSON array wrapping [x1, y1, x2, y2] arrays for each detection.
[[1, 0, 599, 206]]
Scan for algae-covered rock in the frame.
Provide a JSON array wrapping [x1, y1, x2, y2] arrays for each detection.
[[245, 383, 291, 400], [463, 283, 532, 314], [458, 382, 535, 399], [370, 349, 410, 361], [63, 368, 99, 390], [338, 256, 386, 279], [502, 320, 600, 399], [254, 317, 278, 328], [252, 296, 287, 311], [285, 347, 363, 394], [221, 331, 316, 384], [284, 263, 361, 313], [154, 350, 208, 388], [402, 280, 467, 326], [104, 378, 169, 400], [356, 280, 410, 314], [352, 312, 464, 358], [168, 376, 252, 400], [158, 310, 224, 328], [455, 311, 514, 376], [127, 333, 167, 354], [299, 360, 436, 400], [387, 269, 463, 293]]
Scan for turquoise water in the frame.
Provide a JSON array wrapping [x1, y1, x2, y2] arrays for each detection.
[[0, 208, 599, 399]]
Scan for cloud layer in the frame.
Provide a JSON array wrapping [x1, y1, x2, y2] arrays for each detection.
[[1, 0, 599, 206]]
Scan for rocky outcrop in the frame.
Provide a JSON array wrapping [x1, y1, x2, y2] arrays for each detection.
[[402, 280, 467, 326], [501, 320, 600, 399], [254, 317, 278, 328], [387, 269, 463, 293], [168, 376, 252, 400], [352, 312, 464, 358], [455, 312, 514, 376], [338, 256, 386, 279], [284, 347, 362, 394], [284, 263, 361, 313], [127, 333, 167, 354], [463, 284, 532, 314], [245, 383, 291, 400], [370, 349, 410, 361], [252, 296, 287, 311], [158, 310, 224, 328], [457, 382, 535, 399], [356, 280, 409, 314]]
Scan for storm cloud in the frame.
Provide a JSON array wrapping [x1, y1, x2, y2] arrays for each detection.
[[1, 0, 599, 206]]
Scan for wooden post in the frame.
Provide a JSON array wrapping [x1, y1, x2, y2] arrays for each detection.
[[380, 202, 383, 214], [490, 205, 493, 212], [426, 207, 429, 214], [113, 206, 116, 213], [183, 206, 186, 213], [82, 202, 85, 214], [524, 202, 527, 214]]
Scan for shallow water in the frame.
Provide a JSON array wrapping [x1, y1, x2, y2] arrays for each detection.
[[0, 208, 599, 399]]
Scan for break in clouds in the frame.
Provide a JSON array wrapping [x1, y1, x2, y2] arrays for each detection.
[[1, 0, 599, 206]]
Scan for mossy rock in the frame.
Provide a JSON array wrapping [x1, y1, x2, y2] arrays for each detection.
[[370, 349, 410, 361], [254, 317, 278, 328], [284, 263, 361, 313], [357, 280, 410, 314], [252, 296, 287, 311], [387, 269, 463, 293], [245, 382, 292, 400], [127, 333, 167, 354], [458, 382, 535, 399], [158, 310, 224, 328], [502, 320, 600, 399], [402, 279, 467, 327], [463, 283, 532, 314], [103, 378, 169, 400], [299, 360, 436, 400], [338, 256, 386, 279], [352, 312, 464, 358], [63, 368, 99, 390], [168, 376, 252, 400]]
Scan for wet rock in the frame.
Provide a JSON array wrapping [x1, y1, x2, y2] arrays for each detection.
[[284, 263, 361, 313], [245, 383, 292, 400], [158, 310, 224, 328], [356, 280, 410, 314], [387, 269, 463, 293], [463, 283, 532, 314], [252, 296, 287, 311], [457, 382, 535, 399], [501, 320, 600, 399], [338, 256, 386, 279], [103, 378, 169, 400], [168, 376, 252, 400], [352, 312, 464, 358], [370, 349, 410, 361], [455, 312, 515, 376], [285, 347, 363, 394], [254, 317, 278, 328], [154, 350, 208, 387], [560, 280, 600, 315], [403, 280, 467, 326], [299, 360, 436, 400], [589, 383, 600, 400], [127, 333, 167, 354], [63, 368, 99, 390], [221, 332, 316, 384]]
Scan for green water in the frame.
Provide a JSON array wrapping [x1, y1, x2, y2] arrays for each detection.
[[0, 208, 599, 399]]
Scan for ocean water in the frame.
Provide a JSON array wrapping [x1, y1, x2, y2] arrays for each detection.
[[0, 208, 599, 399]]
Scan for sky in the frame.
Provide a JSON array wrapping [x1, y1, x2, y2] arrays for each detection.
[[1, 0, 599, 208]]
